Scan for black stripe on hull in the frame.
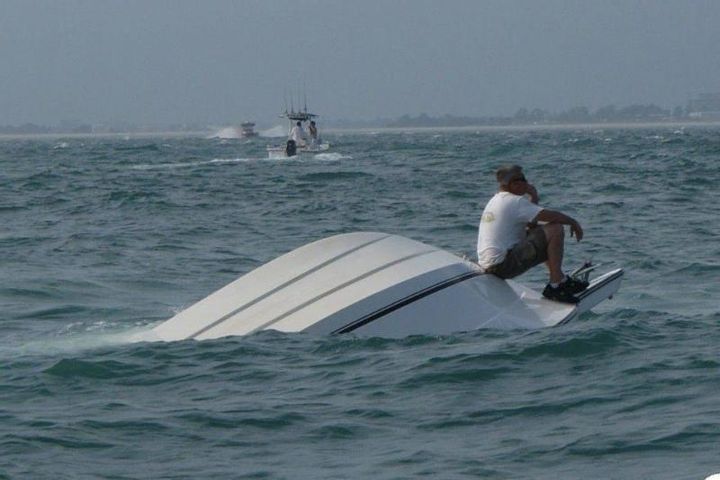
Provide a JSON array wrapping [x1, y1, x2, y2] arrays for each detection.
[[332, 271, 484, 334], [247, 248, 437, 334], [188, 234, 391, 339]]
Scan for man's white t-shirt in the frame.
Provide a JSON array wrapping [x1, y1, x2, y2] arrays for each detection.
[[290, 126, 306, 144], [476, 191, 543, 269]]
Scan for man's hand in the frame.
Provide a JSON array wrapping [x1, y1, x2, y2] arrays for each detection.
[[570, 220, 584, 241], [525, 183, 539, 204]]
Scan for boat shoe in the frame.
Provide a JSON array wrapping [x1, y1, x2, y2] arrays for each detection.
[[542, 283, 580, 304], [563, 276, 589, 294]]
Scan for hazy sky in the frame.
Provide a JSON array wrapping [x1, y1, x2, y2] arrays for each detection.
[[2, 0, 719, 125]]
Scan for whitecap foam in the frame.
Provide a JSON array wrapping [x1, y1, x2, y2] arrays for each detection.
[[208, 125, 287, 139], [0, 321, 158, 359], [207, 127, 242, 139], [313, 152, 351, 161], [130, 158, 254, 170]]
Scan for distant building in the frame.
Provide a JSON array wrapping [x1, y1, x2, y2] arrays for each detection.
[[688, 93, 720, 119]]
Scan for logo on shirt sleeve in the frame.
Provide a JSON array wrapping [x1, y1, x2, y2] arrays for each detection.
[[481, 212, 495, 223]]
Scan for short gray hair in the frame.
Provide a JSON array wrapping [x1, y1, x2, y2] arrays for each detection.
[[496, 165, 523, 186]]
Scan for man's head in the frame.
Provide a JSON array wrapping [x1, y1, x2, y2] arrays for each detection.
[[496, 165, 528, 193], [296, 121, 301, 126]]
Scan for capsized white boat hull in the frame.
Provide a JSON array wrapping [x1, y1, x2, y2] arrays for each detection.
[[146, 232, 623, 341]]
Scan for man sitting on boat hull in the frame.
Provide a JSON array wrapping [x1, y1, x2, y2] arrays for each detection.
[[476, 165, 588, 303]]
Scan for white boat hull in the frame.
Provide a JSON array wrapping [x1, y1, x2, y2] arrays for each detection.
[[267, 143, 330, 159], [147, 232, 623, 341]]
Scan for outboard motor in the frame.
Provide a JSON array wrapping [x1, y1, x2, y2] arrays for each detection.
[[285, 139, 297, 157]]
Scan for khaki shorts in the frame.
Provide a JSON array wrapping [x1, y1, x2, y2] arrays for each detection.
[[485, 227, 548, 279]]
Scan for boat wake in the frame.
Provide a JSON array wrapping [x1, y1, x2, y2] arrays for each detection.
[[313, 152, 351, 161], [207, 127, 243, 139], [130, 158, 255, 170], [207, 125, 286, 139]]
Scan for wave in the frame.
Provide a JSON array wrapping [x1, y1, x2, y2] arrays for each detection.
[[113, 143, 161, 152], [130, 158, 254, 170], [313, 152, 351, 161], [45, 358, 141, 379], [298, 171, 373, 182]]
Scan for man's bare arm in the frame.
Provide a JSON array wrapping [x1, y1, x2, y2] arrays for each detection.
[[535, 209, 584, 241]]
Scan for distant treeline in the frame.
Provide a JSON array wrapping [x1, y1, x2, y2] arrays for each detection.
[[385, 104, 687, 128], [1, 103, 708, 134]]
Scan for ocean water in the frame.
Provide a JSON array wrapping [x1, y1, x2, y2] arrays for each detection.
[[1, 126, 719, 479]]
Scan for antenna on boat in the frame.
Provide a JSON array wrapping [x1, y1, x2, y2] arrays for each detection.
[[303, 79, 308, 114]]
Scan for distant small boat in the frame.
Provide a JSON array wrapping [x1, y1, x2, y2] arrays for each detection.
[[239, 122, 258, 138], [266, 104, 330, 158]]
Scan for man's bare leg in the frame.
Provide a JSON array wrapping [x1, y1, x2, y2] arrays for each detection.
[[542, 223, 565, 284]]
